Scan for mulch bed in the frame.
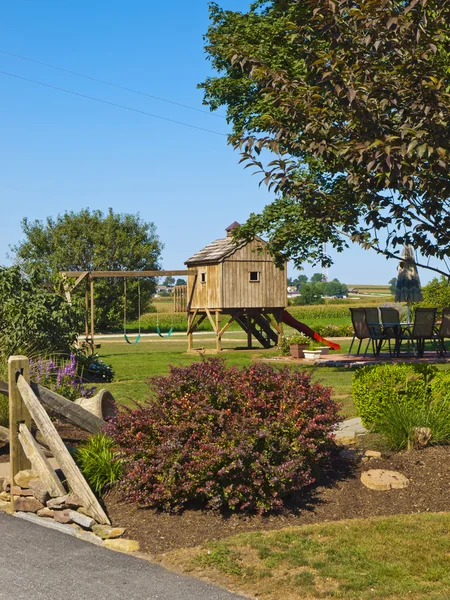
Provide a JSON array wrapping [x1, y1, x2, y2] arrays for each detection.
[[2, 423, 450, 557], [104, 444, 450, 556]]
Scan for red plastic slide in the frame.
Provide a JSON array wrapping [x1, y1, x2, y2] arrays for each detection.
[[282, 310, 341, 351]]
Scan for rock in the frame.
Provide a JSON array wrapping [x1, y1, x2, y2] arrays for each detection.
[[361, 450, 382, 462], [68, 510, 96, 529], [410, 427, 432, 449], [53, 509, 73, 524], [0, 502, 14, 514], [13, 496, 45, 513], [361, 469, 409, 491], [28, 479, 50, 505], [65, 494, 84, 508], [37, 507, 56, 518], [103, 538, 139, 553], [77, 506, 96, 519], [0, 491, 10, 501], [92, 524, 126, 540], [14, 470, 38, 488], [11, 486, 34, 497], [335, 433, 358, 446], [3, 477, 11, 493], [46, 495, 69, 509]]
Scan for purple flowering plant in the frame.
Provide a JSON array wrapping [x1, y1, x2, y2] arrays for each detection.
[[30, 353, 96, 401]]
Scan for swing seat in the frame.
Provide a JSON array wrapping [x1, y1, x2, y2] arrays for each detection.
[[157, 326, 173, 338], [124, 333, 141, 345]]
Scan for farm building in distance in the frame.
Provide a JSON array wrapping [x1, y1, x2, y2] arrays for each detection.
[[184, 222, 286, 352]]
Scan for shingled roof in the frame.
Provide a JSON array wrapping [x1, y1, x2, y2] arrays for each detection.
[[184, 236, 247, 266]]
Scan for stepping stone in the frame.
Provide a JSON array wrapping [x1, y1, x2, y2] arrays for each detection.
[[361, 469, 409, 491]]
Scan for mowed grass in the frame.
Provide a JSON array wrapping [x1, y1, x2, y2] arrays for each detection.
[[96, 334, 356, 415], [163, 513, 450, 600]]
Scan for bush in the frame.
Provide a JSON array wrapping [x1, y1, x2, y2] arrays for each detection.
[[353, 363, 438, 429], [352, 363, 450, 449], [417, 277, 450, 318], [75, 352, 115, 383], [0, 266, 78, 361], [278, 334, 309, 355], [75, 434, 123, 495], [0, 395, 8, 428], [107, 358, 339, 514]]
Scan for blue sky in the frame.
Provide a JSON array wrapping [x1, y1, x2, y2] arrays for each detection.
[[0, 0, 444, 285]]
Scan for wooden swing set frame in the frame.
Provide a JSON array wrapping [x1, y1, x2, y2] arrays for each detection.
[[60, 270, 191, 348]]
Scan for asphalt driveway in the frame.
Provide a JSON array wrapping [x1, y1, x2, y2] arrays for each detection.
[[0, 512, 246, 600]]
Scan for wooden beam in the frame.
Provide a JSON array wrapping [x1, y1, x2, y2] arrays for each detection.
[[31, 383, 105, 434], [186, 271, 198, 312], [205, 308, 217, 333], [218, 312, 242, 338], [63, 271, 89, 293], [1, 380, 105, 434], [9, 357, 32, 494], [18, 424, 66, 498], [90, 276, 95, 345], [60, 270, 191, 278], [16, 375, 110, 524]]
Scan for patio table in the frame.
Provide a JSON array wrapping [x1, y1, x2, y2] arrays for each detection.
[[367, 322, 413, 357]]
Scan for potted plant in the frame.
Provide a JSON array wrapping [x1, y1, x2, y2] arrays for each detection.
[[288, 333, 310, 359], [303, 341, 324, 360]]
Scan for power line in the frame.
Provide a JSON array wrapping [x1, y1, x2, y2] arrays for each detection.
[[0, 70, 227, 137], [0, 49, 225, 119]]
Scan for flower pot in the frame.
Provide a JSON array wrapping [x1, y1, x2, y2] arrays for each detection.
[[289, 343, 309, 359], [303, 349, 323, 360], [317, 346, 329, 355]]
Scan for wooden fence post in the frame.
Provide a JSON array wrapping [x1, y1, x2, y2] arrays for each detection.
[[8, 356, 32, 498]]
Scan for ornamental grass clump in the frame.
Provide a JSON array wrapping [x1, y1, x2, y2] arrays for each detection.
[[106, 358, 339, 514], [353, 363, 450, 449]]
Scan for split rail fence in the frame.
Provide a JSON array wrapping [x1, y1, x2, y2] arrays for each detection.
[[2, 355, 110, 524]]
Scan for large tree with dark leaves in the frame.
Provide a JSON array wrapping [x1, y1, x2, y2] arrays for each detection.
[[200, 0, 450, 276], [11, 208, 163, 330]]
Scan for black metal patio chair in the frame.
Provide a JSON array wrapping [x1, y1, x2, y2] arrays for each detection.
[[434, 307, 450, 356], [349, 308, 386, 357], [365, 307, 392, 356], [396, 308, 438, 357]]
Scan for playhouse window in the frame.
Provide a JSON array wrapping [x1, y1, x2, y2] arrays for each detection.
[[201, 272, 206, 283], [249, 271, 260, 282]]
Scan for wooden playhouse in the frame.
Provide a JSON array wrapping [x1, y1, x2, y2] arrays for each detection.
[[185, 222, 287, 352]]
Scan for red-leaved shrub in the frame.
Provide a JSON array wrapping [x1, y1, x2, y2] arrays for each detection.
[[106, 358, 339, 513]]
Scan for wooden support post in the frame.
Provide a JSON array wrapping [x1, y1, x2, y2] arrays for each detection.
[[90, 276, 95, 346], [187, 312, 193, 352], [216, 311, 222, 352], [85, 281, 89, 342], [247, 314, 253, 349], [8, 356, 32, 503], [16, 375, 110, 524], [18, 423, 66, 497]]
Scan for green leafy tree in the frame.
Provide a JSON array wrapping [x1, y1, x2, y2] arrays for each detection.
[[0, 266, 78, 363], [175, 278, 186, 286], [163, 276, 175, 287], [11, 208, 163, 330], [291, 282, 324, 305], [310, 273, 325, 284], [389, 277, 398, 295], [201, 0, 450, 277], [417, 277, 450, 317]]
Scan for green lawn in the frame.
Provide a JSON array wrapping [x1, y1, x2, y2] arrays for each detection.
[[97, 334, 356, 414], [162, 513, 450, 600]]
